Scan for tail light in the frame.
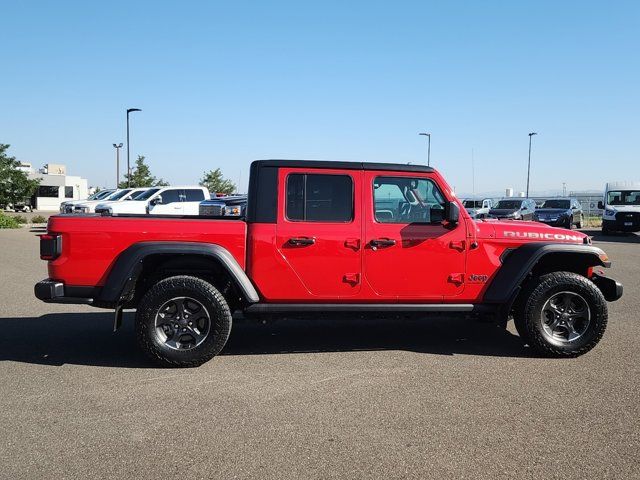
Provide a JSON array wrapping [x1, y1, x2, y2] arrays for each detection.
[[40, 234, 62, 260]]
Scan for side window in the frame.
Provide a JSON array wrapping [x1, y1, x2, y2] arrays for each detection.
[[184, 189, 205, 202], [160, 189, 182, 204], [373, 176, 445, 224], [286, 173, 353, 222]]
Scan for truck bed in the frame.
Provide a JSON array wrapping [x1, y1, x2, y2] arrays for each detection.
[[46, 214, 247, 287]]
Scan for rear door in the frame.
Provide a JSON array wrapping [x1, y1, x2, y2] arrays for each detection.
[[275, 167, 362, 298], [150, 189, 184, 214], [182, 188, 206, 215], [363, 171, 466, 300]]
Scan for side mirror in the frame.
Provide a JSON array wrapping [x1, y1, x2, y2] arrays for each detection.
[[151, 195, 163, 206], [598, 201, 604, 209], [444, 201, 460, 224]]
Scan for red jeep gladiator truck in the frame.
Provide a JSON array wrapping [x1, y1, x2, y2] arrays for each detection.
[[35, 160, 623, 367]]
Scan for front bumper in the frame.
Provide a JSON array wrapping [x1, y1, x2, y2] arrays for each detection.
[[603, 218, 640, 232], [34, 279, 95, 304], [591, 273, 623, 302], [535, 218, 569, 227]]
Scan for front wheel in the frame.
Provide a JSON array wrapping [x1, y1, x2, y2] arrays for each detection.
[[516, 272, 607, 357], [576, 215, 583, 229], [136, 275, 232, 367]]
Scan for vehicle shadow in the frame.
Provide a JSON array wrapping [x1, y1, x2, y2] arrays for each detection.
[[580, 229, 640, 244], [0, 312, 533, 368]]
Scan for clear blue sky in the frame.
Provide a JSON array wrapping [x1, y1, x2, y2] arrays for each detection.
[[1, 0, 638, 194]]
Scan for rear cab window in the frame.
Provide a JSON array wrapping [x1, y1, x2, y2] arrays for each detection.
[[286, 173, 354, 222]]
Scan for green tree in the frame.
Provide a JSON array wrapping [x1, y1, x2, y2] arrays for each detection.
[[0, 144, 40, 207], [118, 155, 168, 188], [199, 168, 236, 195]]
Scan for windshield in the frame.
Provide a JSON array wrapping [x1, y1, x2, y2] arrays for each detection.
[[86, 191, 102, 200], [607, 190, 640, 206], [135, 188, 161, 201], [129, 189, 149, 200], [541, 199, 570, 209], [463, 200, 483, 208], [107, 189, 132, 201], [494, 200, 522, 209], [94, 190, 115, 200]]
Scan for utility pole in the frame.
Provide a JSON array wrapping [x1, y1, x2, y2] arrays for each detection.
[[112, 143, 123, 188], [526, 132, 537, 198], [418, 132, 431, 166], [562, 182, 567, 196], [126, 108, 142, 188]]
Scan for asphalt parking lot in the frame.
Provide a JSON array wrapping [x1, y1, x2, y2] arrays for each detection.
[[0, 227, 638, 479]]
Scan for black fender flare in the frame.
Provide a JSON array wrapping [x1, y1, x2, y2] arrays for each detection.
[[483, 242, 609, 304], [96, 241, 260, 306]]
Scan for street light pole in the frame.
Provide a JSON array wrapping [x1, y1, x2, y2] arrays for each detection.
[[112, 143, 123, 188], [126, 108, 142, 188], [526, 132, 537, 198], [418, 132, 431, 166]]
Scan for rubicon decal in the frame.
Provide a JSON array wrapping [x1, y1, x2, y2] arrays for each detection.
[[504, 231, 583, 242]]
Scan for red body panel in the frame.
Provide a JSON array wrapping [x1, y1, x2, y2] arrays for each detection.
[[46, 216, 247, 287], [44, 167, 591, 305]]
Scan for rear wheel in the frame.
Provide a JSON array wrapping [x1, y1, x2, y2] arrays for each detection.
[[136, 275, 232, 367], [516, 272, 607, 357]]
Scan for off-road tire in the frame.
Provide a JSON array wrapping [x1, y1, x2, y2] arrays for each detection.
[[576, 215, 583, 229], [136, 275, 232, 367], [516, 272, 607, 357]]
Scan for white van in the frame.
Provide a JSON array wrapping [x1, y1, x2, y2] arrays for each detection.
[[599, 181, 640, 234], [95, 186, 210, 216]]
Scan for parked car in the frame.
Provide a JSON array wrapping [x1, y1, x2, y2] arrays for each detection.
[[73, 188, 149, 213], [534, 198, 583, 229], [488, 198, 537, 220], [462, 198, 494, 219], [199, 195, 248, 217], [60, 189, 116, 213], [598, 181, 640, 234], [95, 186, 210, 215], [36, 159, 622, 367]]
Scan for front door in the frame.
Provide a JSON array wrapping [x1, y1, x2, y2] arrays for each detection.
[[363, 171, 466, 300], [275, 167, 362, 298]]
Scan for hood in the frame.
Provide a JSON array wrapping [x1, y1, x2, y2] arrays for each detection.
[[475, 219, 588, 244], [606, 204, 640, 212], [97, 200, 147, 213], [489, 208, 518, 216]]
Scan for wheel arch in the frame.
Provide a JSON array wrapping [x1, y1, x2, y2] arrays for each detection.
[[484, 242, 609, 307], [95, 242, 260, 308]]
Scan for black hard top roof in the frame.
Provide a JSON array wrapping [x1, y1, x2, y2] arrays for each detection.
[[252, 159, 435, 173]]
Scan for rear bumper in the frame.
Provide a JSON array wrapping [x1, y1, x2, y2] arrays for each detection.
[[591, 273, 623, 302], [34, 279, 95, 305]]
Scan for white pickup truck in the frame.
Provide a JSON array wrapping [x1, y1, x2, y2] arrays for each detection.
[[95, 186, 210, 216], [462, 198, 494, 219]]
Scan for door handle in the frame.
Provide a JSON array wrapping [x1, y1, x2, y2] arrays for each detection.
[[288, 237, 316, 246], [370, 238, 396, 250]]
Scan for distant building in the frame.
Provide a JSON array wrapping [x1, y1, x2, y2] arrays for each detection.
[[25, 163, 89, 211]]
